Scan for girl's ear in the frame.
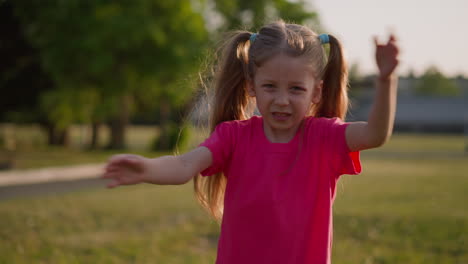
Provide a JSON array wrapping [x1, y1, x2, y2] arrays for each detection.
[[312, 80, 323, 104], [246, 80, 256, 97]]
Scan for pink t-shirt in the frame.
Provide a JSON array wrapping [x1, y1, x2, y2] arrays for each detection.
[[200, 115, 361, 264]]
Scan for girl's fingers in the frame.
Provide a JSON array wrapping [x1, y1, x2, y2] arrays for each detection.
[[373, 36, 383, 48], [115, 156, 140, 166], [106, 156, 142, 172], [108, 154, 130, 163], [108, 154, 137, 165], [375, 34, 398, 49], [120, 157, 140, 166], [102, 171, 118, 179], [106, 180, 121, 189], [103, 154, 145, 186], [105, 164, 119, 173]]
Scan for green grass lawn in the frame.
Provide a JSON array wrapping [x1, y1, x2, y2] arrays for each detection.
[[333, 158, 468, 264], [5, 134, 468, 170], [0, 124, 170, 169], [0, 133, 467, 263], [1, 123, 466, 169], [7, 148, 167, 170]]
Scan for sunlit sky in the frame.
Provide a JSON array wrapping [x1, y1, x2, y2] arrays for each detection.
[[311, 0, 467, 77]]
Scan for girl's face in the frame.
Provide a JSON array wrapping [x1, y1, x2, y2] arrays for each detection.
[[248, 54, 322, 143]]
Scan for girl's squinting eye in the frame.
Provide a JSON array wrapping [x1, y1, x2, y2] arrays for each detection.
[[262, 84, 274, 89], [291, 86, 305, 91]]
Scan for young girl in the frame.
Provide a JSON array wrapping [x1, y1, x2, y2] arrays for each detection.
[[102, 20, 399, 263]]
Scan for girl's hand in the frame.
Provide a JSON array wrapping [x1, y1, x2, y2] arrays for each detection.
[[101, 154, 149, 188], [374, 34, 399, 80]]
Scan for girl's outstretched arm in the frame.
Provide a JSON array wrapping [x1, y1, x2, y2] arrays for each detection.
[[102, 147, 212, 188], [346, 34, 399, 152]]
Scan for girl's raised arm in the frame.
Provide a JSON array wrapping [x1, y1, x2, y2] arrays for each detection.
[[345, 34, 399, 152], [102, 147, 213, 188]]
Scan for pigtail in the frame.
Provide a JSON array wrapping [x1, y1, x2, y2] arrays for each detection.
[[210, 31, 253, 128], [316, 34, 349, 120], [194, 31, 253, 221]]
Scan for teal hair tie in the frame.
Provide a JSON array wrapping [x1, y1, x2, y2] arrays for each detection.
[[319, 34, 329, 44], [250, 33, 258, 43]]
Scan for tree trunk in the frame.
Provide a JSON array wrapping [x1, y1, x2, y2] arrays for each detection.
[[58, 128, 69, 146], [108, 95, 130, 149], [156, 100, 171, 150], [45, 123, 69, 146], [46, 124, 56, 145], [89, 121, 100, 149]]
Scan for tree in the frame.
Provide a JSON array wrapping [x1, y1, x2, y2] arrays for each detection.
[[0, 1, 72, 145], [12, 0, 208, 149], [211, 0, 319, 31], [415, 66, 460, 96], [7, 0, 321, 150]]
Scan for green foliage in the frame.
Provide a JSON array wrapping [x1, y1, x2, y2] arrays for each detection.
[[39, 89, 76, 131], [152, 123, 192, 152], [212, 0, 319, 31], [273, 0, 318, 24], [0, 1, 54, 123], [11, 0, 209, 141], [348, 63, 365, 96], [38, 87, 102, 131], [415, 66, 460, 96], [13, 0, 207, 88], [7, 0, 322, 148]]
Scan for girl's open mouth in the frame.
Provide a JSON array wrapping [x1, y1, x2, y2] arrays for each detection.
[[272, 112, 291, 121]]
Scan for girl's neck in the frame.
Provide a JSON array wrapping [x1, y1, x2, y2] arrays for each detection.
[[262, 119, 305, 143]]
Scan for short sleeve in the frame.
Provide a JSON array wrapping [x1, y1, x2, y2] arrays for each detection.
[[328, 118, 362, 176], [198, 122, 235, 176]]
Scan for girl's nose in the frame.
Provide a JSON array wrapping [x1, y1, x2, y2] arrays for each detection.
[[274, 91, 290, 106]]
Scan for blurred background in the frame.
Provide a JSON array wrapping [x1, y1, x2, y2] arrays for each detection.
[[0, 0, 466, 263]]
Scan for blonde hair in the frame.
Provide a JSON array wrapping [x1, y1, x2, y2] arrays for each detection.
[[194, 20, 349, 221]]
